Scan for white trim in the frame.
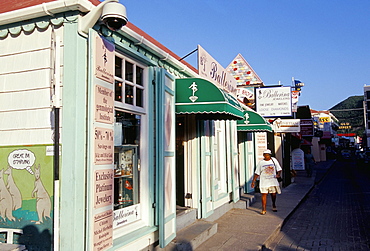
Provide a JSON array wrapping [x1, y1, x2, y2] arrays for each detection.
[[0, 0, 94, 26]]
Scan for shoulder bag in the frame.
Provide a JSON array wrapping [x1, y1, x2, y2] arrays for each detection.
[[271, 158, 283, 182]]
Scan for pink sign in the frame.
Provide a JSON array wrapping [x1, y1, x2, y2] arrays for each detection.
[[94, 169, 114, 208], [94, 127, 113, 165], [95, 36, 114, 83], [95, 85, 114, 124], [93, 209, 113, 251]]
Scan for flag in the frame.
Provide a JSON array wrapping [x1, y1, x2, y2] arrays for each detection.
[[294, 80, 304, 87]]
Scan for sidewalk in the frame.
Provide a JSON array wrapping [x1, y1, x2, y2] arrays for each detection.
[[196, 160, 335, 251]]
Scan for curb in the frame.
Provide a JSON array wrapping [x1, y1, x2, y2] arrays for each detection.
[[260, 160, 336, 250]]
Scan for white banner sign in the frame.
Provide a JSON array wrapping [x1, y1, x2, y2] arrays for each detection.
[[273, 119, 300, 133], [198, 45, 237, 95], [256, 86, 292, 117], [291, 90, 299, 113], [255, 132, 267, 162]]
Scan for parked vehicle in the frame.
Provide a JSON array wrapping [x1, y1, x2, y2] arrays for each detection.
[[340, 149, 352, 160]]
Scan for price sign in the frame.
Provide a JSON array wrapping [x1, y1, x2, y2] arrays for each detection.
[[94, 127, 114, 165]]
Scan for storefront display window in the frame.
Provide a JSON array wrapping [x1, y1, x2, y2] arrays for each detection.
[[114, 111, 141, 210]]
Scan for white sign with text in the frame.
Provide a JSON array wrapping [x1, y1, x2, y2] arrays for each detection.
[[256, 86, 292, 117], [198, 45, 237, 95]]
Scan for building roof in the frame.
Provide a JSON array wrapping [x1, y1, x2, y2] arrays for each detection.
[[0, 0, 197, 74]]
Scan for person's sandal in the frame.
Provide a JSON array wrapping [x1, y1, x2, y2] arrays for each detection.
[[261, 211, 266, 215], [272, 207, 277, 212]]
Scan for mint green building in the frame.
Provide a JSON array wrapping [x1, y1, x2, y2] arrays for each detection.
[[0, 1, 272, 250]]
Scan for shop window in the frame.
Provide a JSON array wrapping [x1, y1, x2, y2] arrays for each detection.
[[115, 55, 144, 108], [114, 111, 141, 210]]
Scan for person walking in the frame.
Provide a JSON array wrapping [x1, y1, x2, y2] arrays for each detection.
[[304, 149, 316, 177], [251, 149, 282, 215]]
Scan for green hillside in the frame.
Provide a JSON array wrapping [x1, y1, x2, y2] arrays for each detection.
[[329, 95, 365, 137]]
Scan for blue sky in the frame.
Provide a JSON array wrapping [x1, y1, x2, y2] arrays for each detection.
[[121, 1, 370, 110]]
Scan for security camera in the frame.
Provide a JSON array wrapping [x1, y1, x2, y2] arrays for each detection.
[[78, 0, 128, 36], [101, 2, 128, 31]]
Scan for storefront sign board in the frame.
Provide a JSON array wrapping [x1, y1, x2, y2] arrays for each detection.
[[300, 119, 314, 136], [113, 204, 141, 229], [273, 119, 300, 133], [198, 45, 237, 95], [95, 36, 115, 83], [255, 86, 292, 117]]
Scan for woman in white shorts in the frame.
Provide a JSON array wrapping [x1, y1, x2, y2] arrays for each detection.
[[251, 149, 282, 215]]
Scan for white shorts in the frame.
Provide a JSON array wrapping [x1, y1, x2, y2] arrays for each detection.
[[260, 186, 281, 194]]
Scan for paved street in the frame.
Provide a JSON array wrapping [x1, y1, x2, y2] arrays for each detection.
[[266, 160, 370, 250]]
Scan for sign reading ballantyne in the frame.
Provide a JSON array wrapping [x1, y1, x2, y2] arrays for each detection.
[[198, 45, 237, 95]]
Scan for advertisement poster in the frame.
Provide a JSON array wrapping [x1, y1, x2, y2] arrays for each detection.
[[255, 132, 267, 162], [0, 145, 53, 249], [95, 169, 114, 209], [93, 209, 113, 251], [94, 127, 114, 165], [95, 85, 114, 124]]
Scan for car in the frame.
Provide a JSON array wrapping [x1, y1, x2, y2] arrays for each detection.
[[340, 149, 352, 160]]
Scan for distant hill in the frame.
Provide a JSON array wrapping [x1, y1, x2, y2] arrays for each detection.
[[329, 95, 365, 137]]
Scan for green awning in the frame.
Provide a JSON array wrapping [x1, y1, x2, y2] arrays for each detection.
[[176, 78, 244, 120], [237, 109, 272, 132]]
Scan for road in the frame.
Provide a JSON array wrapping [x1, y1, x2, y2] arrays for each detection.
[[267, 159, 370, 250]]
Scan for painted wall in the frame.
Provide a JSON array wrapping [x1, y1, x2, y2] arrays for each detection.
[[0, 24, 63, 146], [0, 145, 54, 250]]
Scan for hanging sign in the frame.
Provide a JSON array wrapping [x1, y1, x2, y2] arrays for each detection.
[[300, 119, 314, 136], [273, 119, 300, 133], [255, 86, 292, 117]]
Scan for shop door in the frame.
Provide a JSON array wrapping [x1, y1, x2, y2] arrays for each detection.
[[156, 68, 176, 247], [199, 120, 214, 218]]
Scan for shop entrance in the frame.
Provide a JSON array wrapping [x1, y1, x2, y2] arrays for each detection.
[[175, 116, 185, 207]]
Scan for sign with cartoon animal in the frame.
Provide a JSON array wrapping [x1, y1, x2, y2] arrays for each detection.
[[0, 145, 53, 247]]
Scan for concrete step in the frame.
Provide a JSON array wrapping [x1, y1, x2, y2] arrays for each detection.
[[176, 206, 197, 232], [169, 220, 218, 251], [234, 193, 256, 209]]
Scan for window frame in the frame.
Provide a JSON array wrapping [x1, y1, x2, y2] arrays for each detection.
[[114, 54, 146, 114], [112, 52, 151, 235]]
